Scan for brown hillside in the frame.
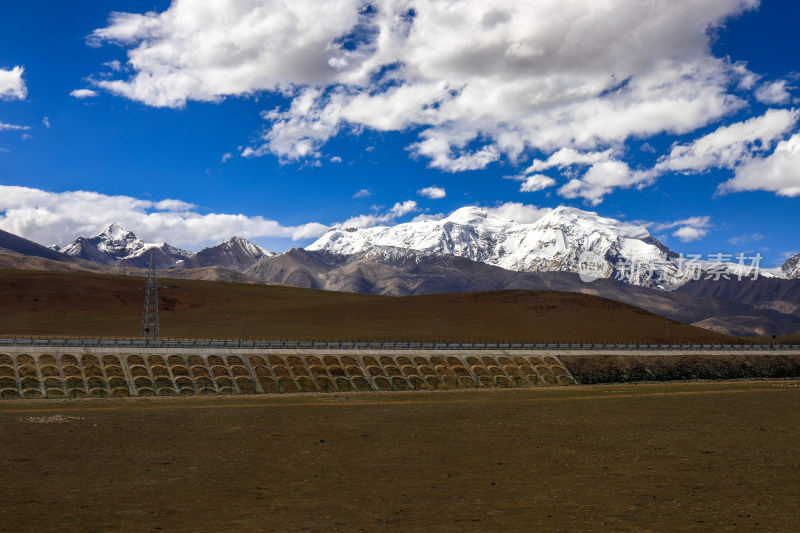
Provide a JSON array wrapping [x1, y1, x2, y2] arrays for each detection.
[[0, 269, 736, 343]]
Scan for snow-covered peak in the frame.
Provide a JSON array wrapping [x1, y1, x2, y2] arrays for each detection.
[[442, 206, 500, 227], [308, 204, 684, 289], [100, 223, 134, 241], [62, 223, 192, 266], [93, 224, 142, 255], [535, 206, 651, 240]]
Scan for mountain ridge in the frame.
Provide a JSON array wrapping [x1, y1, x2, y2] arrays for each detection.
[[310, 206, 692, 290], [245, 248, 800, 336]]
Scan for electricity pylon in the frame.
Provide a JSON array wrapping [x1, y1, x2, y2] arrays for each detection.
[[140, 250, 160, 340]]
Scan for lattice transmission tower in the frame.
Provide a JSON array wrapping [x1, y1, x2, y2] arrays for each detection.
[[140, 250, 160, 340]]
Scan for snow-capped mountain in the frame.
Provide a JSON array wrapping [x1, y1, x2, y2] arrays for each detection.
[[177, 236, 275, 272], [782, 253, 800, 279], [308, 206, 694, 289], [61, 223, 193, 269]]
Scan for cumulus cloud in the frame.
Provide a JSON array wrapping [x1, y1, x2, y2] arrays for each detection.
[[755, 80, 792, 105], [509, 109, 799, 204], [89, 0, 758, 173], [483, 202, 552, 224], [519, 174, 556, 192], [329, 156, 342, 163], [652, 216, 712, 232], [0, 185, 328, 249], [651, 215, 713, 243], [732, 61, 760, 91], [340, 200, 419, 228], [558, 161, 652, 206], [103, 60, 123, 72], [0, 66, 26, 100], [417, 186, 446, 199], [389, 200, 419, 217], [411, 212, 445, 223], [655, 108, 799, 173], [70, 89, 99, 99], [525, 148, 616, 173], [672, 226, 709, 242], [718, 133, 800, 197]]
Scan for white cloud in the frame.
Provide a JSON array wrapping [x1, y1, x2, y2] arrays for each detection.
[[411, 212, 445, 223], [728, 233, 764, 246], [329, 156, 342, 163], [417, 186, 446, 199], [103, 60, 123, 72], [483, 202, 552, 224], [517, 148, 624, 201], [519, 174, 556, 192], [510, 108, 797, 203], [755, 80, 792, 105], [0, 122, 29, 131], [652, 216, 712, 232], [90, 0, 758, 171], [655, 108, 799, 173], [0, 185, 328, 249], [525, 148, 615, 173], [732, 61, 759, 91], [254, 88, 343, 160], [558, 161, 651, 205], [0, 66, 26, 100], [42, 117, 50, 129], [673, 226, 709, 242], [341, 200, 419, 228], [389, 200, 418, 217], [352, 188, 371, 198], [220, 152, 233, 163], [718, 133, 800, 197], [70, 89, 99, 99], [409, 131, 501, 171], [650, 215, 712, 243]]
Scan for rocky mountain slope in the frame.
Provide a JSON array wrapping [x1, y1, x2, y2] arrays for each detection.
[[783, 253, 800, 279], [176, 236, 274, 272], [246, 249, 800, 336], [3, 212, 799, 336], [0, 228, 83, 264], [677, 277, 800, 315]]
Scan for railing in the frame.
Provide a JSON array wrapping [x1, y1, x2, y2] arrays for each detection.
[[0, 338, 798, 351]]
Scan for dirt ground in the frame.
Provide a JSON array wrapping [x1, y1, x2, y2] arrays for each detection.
[[1, 382, 799, 532]]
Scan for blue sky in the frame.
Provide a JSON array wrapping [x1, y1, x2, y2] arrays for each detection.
[[0, 0, 799, 266]]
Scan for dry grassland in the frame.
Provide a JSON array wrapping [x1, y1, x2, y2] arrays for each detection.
[[0, 269, 734, 343], [1, 382, 799, 532]]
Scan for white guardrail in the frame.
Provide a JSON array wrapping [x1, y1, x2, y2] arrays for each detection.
[[0, 338, 798, 351]]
